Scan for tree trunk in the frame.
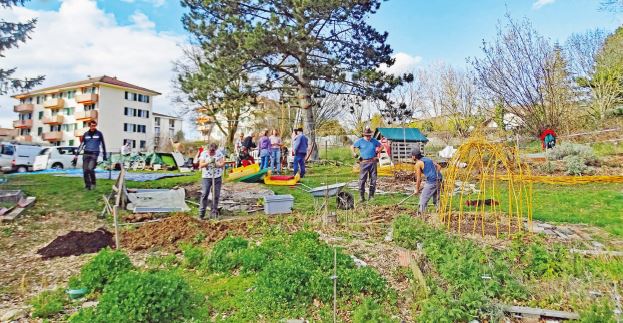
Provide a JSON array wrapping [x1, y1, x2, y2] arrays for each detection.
[[297, 63, 318, 160]]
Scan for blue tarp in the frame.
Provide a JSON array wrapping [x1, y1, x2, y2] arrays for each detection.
[[8, 168, 190, 182], [374, 127, 429, 143]]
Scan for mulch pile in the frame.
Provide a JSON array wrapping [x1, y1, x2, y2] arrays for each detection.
[[121, 215, 250, 251], [37, 228, 115, 259]]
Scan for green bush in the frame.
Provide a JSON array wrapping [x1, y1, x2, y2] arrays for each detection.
[[343, 267, 387, 296], [352, 298, 397, 323], [85, 271, 196, 322], [205, 236, 249, 272], [547, 142, 597, 164], [563, 155, 589, 175], [79, 248, 134, 292], [30, 288, 67, 318], [538, 161, 556, 174], [256, 257, 313, 304], [181, 243, 206, 269]]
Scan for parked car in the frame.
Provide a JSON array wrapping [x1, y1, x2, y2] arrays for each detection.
[[0, 142, 45, 173], [39, 146, 82, 170]]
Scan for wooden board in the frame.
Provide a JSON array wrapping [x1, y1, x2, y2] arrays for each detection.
[[501, 305, 580, 320], [17, 197, 36, 208], [0, 207, 25, 222]]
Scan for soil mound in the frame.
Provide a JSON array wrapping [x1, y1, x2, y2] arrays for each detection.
[[37, 228, 114, 259], [121, 215, 249, 251]]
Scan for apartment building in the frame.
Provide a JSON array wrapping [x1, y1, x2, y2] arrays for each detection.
[[11, 76, 160, 153], [153, 112, 183, 149]]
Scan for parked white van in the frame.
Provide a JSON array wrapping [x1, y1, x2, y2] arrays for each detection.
[[39, 146, 82, 170], [0, 142, 45, 173]]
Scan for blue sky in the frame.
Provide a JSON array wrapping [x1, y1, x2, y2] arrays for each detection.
[[24, 0, 623, 68]]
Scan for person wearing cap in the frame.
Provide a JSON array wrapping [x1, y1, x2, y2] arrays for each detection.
[[292, 127, 308, 178], [198, 143, 225, 219], [411, 147, 443, 215], [351, 128, 382, 202]]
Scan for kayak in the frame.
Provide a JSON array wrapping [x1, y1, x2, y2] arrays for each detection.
[[263, 171, 301, 186], [239, 168, 269, 183], [227, 163, 260, 181]]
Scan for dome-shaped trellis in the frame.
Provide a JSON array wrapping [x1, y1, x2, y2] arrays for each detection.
[[438, 135, 533, 237]]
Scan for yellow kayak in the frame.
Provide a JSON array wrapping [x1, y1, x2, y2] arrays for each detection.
[[227, 163, 260, 181], [263, 171, 301, 186]]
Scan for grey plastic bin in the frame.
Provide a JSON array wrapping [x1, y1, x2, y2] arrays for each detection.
[[264, 194, 294, 215]]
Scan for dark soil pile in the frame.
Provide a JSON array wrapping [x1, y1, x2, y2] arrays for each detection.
[[121, 215, 250, 251], [37, 228, 114, 259]]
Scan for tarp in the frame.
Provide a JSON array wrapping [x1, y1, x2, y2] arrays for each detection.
[[374, 127, 429, 143], [126, 188, 190, 213]]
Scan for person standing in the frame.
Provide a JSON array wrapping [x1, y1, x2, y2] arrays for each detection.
[[242, 132, 256, 150], [269, 129, 283, 174], [198, 143, 225, 219], [73, 120, 107, 191], [234, 132, 245, 155], [412, 147, 443, 215], [258, 129, 271, 170], [292, 127, 308, 178], [351, 128, 381, 202]]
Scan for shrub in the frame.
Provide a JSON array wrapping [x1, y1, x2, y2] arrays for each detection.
[[205, 236, 249, 272], [181, 243, 205, 269], [563, 155, 588, 175], [538, 161, 556, 174], [91, 271, 196, 322], [547, 143, 597, 164], [352, 298, 398, 323], [79, 248, 134, 292], [30, 288, 67, 318], [343, 267, 387, 296], [255, 258, 313, 304]]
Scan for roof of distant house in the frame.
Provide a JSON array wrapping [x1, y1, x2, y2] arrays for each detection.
[[153, 112, 182, 120], [12, 75, 161, 98]]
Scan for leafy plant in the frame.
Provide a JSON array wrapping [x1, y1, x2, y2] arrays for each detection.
[[204, 236, 249, 272], [352, 298, 398, 323], [30, 288, 67, 318], [539, 161, 556, 174], [547, 142, 598, 165], [83, 271, 196, 322], [563, 155, 589, 175], [181, 243, 206, 269], [78, 248, 134, 292]]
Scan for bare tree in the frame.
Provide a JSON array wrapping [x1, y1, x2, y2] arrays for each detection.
[[470, 16, 576, 135], [566, 29, 607, 77]]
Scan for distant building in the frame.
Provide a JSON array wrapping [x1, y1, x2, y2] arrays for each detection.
[[484, 113, 523, 131], [11, 75, 160, 152], [0, 128, 17, 142], [153, 112, 183, 149]]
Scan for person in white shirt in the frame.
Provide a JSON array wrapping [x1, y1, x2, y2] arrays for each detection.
[[198, 143, 225, 219]]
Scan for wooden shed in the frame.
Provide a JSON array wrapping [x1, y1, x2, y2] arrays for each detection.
[[374, 127, 429, 162]]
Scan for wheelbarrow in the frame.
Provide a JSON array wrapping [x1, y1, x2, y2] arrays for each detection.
[[298, 182, 354, 210]]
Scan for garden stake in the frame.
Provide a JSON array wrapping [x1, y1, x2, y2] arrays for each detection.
[[333, 247, 337, 323]]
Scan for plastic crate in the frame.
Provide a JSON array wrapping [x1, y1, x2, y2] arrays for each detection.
[[264, 194, 294, 215]]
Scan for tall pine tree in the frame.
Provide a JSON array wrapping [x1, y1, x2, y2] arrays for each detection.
[[0, 0, 44, 94], [181, 0, 406, 158]]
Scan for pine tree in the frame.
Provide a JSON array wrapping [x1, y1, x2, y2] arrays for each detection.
[[0, 0, 44, 95]]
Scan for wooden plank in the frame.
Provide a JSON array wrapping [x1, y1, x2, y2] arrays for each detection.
[[0, 207, 25, 222], [17, 197, 36, 208], [501, 305, 580, 320]]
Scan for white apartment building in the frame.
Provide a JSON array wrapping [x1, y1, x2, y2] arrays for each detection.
[[153, 112, 183, 149], [11, 76, 160, 153]]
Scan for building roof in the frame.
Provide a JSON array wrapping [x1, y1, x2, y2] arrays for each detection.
[[12, 75, 161, 98], [153, 112, 182, 120], [374, 127, 429, 142]]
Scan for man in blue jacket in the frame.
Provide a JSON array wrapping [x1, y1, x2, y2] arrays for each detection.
[[73, 120, 107, 190], [351, 128, 381, 202], [292, 127, 308, 178]]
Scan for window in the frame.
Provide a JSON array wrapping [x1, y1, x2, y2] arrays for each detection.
[[169, 119, 175, 128], [124, 107, 129, 116], [19, 129, 30, 135], [60, 92, 65, 98], [138, 94, 143, 102], [125, 91, 129, 100], [68, 139, 75, 146], [36, 96, 42, 104], [123, 123, 128, 132], [61, 124, 76, 132], [37, 127, 43, 136], [155, 117, 160, 126], [140, 140, 146, 149], [67, 90, 75, 99], [19, 98, 25, 104], [1, 145, 15, 155], [51, 109, 58, 116], [51, 125, 61, 132], [133, 109, 138, 117], [82, 121, 89, 128], [155, 126, 160, 136], [28, 97, 33, 103], [146, 96, 149, 103], [133, 93, 137, 101], [52, 93, 57, 99], [145, 111, 149, 118], [64, 107, 74, 115], [38, 111, 44, 120], [85, 104, 95, 111]]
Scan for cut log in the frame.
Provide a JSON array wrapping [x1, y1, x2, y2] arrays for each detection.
[[501, 305, 580, 320]]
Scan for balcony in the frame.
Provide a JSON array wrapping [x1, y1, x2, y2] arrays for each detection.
[[74, 127, 89, 137], [42, 115, 65, 125], [74, 110, 98, 121], [15, 135, 32, 142], [14, 103, 34, 113], [43, 98, 65, 109], [75, 93, 98, 104], [43, 131, 63, 142], [13, 119, 33, 129]]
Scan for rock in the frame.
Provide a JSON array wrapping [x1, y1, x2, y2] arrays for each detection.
[[384, 227, 393, 242], [592, 241, 605, 249], [0, 308, 27, 322], [82, 301, 98, 308], [351, 255, 368, 268]]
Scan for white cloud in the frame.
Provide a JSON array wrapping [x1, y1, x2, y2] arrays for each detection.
[[119, 0, 165, 7], [0, 0, 194, 135], [379, 52, 423, 75], [130, 11, 155, 29], [532, 0, 556, 10]]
